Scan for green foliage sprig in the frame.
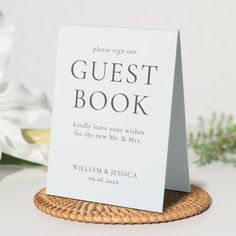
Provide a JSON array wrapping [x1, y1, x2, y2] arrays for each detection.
[[188, 113, 236, 167]]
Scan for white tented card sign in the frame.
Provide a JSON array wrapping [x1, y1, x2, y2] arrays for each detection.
[[46, 25, 190, 213]]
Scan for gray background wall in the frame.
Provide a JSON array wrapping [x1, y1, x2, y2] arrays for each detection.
[[1, 0, 236, 127]]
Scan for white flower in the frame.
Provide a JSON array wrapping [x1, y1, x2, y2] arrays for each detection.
[[0, 11, 51, 165]]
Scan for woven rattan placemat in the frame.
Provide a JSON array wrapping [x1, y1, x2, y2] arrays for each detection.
[[34, 184, 211, 224]]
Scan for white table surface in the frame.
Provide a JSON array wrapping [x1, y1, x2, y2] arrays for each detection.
[[0, 161, 235, 236]]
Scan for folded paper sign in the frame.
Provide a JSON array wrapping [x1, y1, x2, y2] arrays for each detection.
[[46, 25, 190, 212]]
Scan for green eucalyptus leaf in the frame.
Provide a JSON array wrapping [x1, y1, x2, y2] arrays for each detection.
[[188, 113, 236, 167], [0, 153, 41, 166]]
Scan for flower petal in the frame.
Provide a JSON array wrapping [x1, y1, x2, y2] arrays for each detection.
[[0, 11, 14, 82], [0, 82, 51, 126], [0, 118, 48, 165]]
